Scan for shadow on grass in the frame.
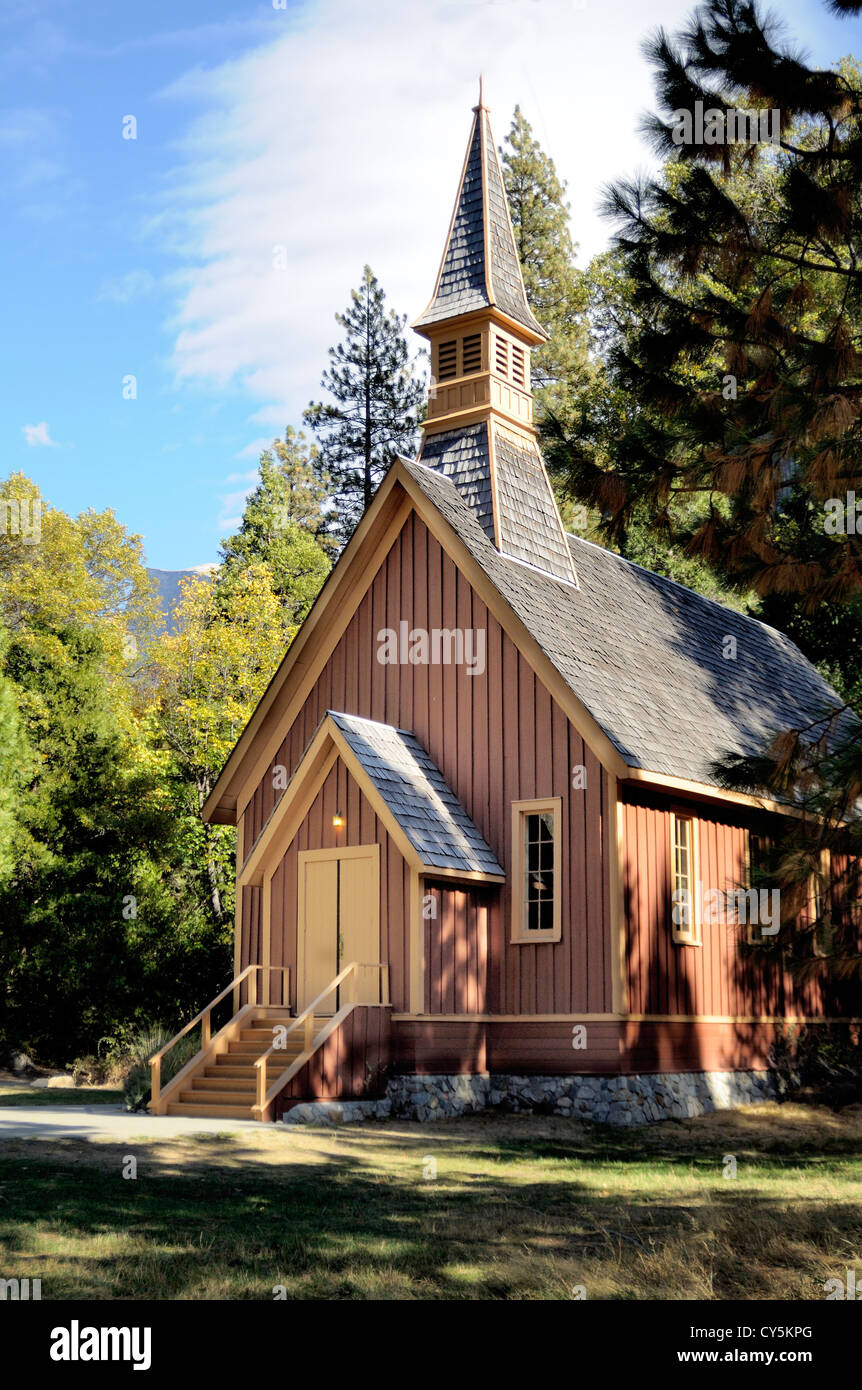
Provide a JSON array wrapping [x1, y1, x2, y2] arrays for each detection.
[[0, 1121, 860, 1300]]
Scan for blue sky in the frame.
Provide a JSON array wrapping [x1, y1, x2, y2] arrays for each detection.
[[2, 0, 858, 569]]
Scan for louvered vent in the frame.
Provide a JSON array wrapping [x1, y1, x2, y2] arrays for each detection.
[[438, 340, 458, 380], [495, 337, 509, 377], [511, 344, 526, 386], [462, 333, 482, 375]]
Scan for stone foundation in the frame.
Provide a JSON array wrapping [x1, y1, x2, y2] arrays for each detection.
[[283, 1098, 392, 1125], [281, 1070, 777, 1126], [385, 1069, 777, 1124]]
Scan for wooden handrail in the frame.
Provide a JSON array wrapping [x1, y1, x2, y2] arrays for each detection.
[[150, 964, 289, 1110], [254, 962, 388, 1116]]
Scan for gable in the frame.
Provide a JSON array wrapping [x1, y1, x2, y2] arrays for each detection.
[[241, 711, 504, 886], [206, 459, 624, 833]]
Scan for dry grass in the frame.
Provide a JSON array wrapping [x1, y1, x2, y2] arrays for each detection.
[[0, 1101, 860, 1300]]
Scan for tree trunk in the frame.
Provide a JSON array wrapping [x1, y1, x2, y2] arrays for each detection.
[[197, 781, 225, 927]]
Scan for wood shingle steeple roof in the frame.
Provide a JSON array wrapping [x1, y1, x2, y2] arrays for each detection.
[[414, 84, 578, 588], [413, 80, 546, 339]]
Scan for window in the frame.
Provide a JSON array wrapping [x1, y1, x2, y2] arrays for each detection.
[[744, 829, 778, 945], [670, 810, 700, 944], [811, 848, 833, 957], [437, 340, 457, 380], [511, 798, 562, 942]]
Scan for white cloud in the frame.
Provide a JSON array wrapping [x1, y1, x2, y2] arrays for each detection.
[[233, 439, 270, 462], [153, 0, 697, 435], [97, 269, 157, 304], [22, 421, 59, 447]]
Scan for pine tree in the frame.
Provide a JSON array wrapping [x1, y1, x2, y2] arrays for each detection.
[[548, 0, 862, 984], [304, 266, 425, 542], [219, 427, 333, 626], [558, 6, 862, 612], [500, 107, 590, 421]]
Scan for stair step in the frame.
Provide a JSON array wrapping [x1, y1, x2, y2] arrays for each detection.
[[196, 1076, 256, 1092], [165, 1102, 255, 1119], [209, 1063, 297, 1078], [180, 1089, 254, 1107]]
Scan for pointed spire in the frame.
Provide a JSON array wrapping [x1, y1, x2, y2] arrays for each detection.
[[414, 90, 577, 588], [413, 89, 546, 341]]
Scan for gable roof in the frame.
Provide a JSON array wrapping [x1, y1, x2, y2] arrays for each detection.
[[203, 454, 853, 828], [329, 712, 504, 877], [399, 455, 853, 791], [413, 101, 546, 341], [239, 707, 505, 886]]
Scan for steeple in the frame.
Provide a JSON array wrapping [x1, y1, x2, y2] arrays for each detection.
[[413, 85, 578, 587]]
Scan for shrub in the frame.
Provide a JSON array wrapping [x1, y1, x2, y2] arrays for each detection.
[[770, 1023, 862, 1108], [121, 1025, 202, 1112]]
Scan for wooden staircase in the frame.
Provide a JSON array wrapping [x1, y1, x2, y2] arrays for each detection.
[[149, 962, 390, 1122], [164, 1010, 329, 1119]]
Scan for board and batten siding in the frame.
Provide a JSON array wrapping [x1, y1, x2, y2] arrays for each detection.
[[240, 509, 614, 1017], [620, 787, 835, 1019], [238, 755, 411, 1013]]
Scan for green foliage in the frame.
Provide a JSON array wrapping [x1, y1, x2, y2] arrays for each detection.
[[219, 427, 333, 622], [501, 106, 591, 422], [0, 445, 327, 1064], [304, 265, 425, 541], [570, 0, 862, 984], [122, 1024, 202, 1112]]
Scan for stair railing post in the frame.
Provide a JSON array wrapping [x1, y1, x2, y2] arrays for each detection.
[[201, 1007, 211, 1050], [255, 1055, 265, 1118], [303, 1012, 314, 1052], [151, 1055, 161, 1112]]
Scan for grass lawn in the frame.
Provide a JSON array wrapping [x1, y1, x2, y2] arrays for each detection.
[[0, 1101, 860, 1300], [0, 1085, 124, 1108]]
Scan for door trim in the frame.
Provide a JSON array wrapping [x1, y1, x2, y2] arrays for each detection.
[[296, 844, 381, 1013]]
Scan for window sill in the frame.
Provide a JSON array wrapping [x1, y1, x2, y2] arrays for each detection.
[[510, 932, 562, 945]]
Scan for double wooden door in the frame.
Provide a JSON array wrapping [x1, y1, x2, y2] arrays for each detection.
[[297, 845, 380, 1013]]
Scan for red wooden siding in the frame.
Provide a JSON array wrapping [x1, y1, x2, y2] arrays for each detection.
[[424, 883, 491, 1014], [242, 510, 614, 1017], [274, 1005, 391, 1118], [391, 1018, 815, 1075], [620, 786, 846, 1022]]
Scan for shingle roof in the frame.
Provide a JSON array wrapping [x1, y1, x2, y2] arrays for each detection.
[[414, 109, 546, 339], [493, 425, 578, 585], [418, 423, 495, 544], [398, 455, 854, 790], [329, 711, 504, 876]]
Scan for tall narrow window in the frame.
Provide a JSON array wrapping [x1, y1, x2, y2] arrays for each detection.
[[744, 828, 778, 945], [511, 798, 562, 942], [670, 811, 699, 944], [811, 848, 832, 957]]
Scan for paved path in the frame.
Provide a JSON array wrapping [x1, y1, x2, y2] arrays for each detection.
[[0, 1105, 275, 1141]]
